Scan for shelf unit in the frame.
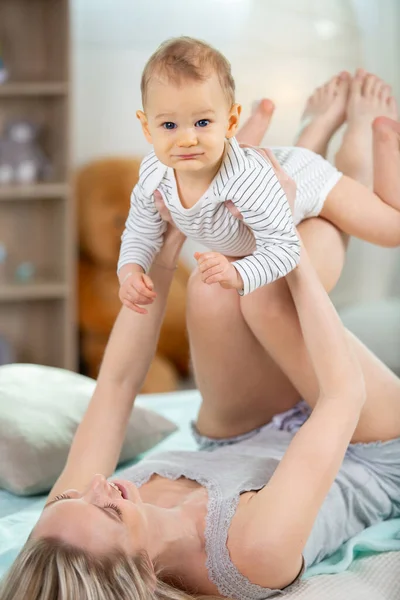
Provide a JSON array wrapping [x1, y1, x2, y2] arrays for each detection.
[[0, 82, 69, 97], [0, 0, 76, 370]]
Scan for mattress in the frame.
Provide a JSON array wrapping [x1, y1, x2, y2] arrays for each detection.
[[1, 390, 399, 598], [287, 552, 400, 599]]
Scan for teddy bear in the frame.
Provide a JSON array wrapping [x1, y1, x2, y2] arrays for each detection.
[[76, 157, 191, 393], [0, 119, 51, 185]]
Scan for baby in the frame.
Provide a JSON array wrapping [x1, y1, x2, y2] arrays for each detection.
[[118, 36, 400, 312]]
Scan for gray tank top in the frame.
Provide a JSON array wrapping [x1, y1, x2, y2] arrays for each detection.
[[123, 403, 400, 599], [122, 427, 302, 599]]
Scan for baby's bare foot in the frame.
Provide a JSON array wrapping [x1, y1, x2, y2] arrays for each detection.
[[335, 69, 398, 187], [236, 99, 275, 146], [296, 71, 350, 156]]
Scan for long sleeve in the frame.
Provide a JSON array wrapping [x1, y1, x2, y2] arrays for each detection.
[[117, 182, 167, 274], [228, 157, 300, 295]]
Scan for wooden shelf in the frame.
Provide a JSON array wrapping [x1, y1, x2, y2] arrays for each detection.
[[0, 281, 68, 302], [0, 0, 76, 370], [0, 82, 68, 97], [0, 183, 69, 201]]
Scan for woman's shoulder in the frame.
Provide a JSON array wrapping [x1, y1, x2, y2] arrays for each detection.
[[226, 490, 304, 591]]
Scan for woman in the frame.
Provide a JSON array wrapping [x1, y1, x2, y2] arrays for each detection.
[[1, 70, 400, 600]]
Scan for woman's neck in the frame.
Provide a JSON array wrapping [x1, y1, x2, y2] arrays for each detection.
[[145, 502, 205, 569]]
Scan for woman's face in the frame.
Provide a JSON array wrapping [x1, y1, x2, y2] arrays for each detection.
[[32, 475, 148, 556]]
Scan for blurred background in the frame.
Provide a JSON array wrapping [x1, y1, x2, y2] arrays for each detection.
[[0, 0, 399, 393]]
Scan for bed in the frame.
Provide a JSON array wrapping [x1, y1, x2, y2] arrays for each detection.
[[1, 390, 400, 598]]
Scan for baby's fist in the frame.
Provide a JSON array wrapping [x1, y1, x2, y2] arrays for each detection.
[[194, 251, 243, 291], [119, 270, 156, 314]]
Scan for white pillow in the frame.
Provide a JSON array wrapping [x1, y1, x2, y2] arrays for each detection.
[[0, 364, 177, 496]]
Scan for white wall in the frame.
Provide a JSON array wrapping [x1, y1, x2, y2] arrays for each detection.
[[72, 0, 364, 163], [332, 0, 400, 305], [71, 0, 400, 306]]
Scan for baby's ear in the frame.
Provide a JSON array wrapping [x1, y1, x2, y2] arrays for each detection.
[[226, 103, 242, 138], [136, 110, 152, 144]]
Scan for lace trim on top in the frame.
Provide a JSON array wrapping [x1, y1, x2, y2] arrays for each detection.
[[127, 464, 293, 600]]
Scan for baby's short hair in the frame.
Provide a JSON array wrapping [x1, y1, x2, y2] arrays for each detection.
[[141, 36, 235, 108]]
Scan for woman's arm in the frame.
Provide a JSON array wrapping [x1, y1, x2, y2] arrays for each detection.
[[229, 149, 300, 295], [235, 155, 366, 588], [48, 227, 185, 500]]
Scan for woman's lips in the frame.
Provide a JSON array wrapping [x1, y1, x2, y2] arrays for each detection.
[[113, 481, 128, 499]]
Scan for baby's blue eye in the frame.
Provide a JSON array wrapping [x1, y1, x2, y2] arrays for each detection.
[[195, 119, 210, 128], [162, 122, 177, 130]]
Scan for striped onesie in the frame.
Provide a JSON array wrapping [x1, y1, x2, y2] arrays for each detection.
[[118, 137, 343, 295]]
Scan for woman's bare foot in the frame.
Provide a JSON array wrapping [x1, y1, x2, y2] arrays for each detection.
[[372, 116, 400, 211], [295, 71, 351, 156], [335, 69, 398, 187], [236, 98, 275, 146]]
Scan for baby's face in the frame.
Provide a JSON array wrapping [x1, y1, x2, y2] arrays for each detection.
[[137, 73, 240, 174]]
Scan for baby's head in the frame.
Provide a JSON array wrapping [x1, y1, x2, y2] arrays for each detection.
[[137, 37, 241, 173]]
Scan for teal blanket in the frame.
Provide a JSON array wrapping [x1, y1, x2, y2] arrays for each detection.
[[1, 391, 400, 579]]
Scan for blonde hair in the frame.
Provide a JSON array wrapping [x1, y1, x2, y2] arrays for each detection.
[[0, 537, 205, 600], [141, 36, 235, 108]]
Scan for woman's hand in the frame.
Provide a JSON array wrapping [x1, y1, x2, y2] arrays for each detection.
[[238, 144, 296, 214], [153, 189, 186, 268], [262, 148, 296, 215], [154, 190, 186, 241], [154, 190, 175, 225]]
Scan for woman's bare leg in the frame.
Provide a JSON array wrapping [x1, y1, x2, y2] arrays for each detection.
[[318, 71, 400, 249], [189, 216, 347, 439], [336, 69, 398, 187], [295, 71, 350, 157], [187, 276, 299, 439], [240, 76, 400, 442], [372, 116, 400, 210], [239, 218, 400, 443]]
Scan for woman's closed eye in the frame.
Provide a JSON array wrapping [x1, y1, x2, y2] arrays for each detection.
[[49, 495, 123, 520], [54, 493, 72, 501], [104, 503, 123, 519]]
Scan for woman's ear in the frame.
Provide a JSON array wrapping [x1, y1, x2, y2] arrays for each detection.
[[136, 110, 153, 144], [226, 103, 242, 138]]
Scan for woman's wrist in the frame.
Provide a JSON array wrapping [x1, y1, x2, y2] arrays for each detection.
[[157, 227, 186, 268]]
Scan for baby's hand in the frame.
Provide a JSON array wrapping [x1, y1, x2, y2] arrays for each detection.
[[119, 270, 157, 314], [194, 251, 244, 291]]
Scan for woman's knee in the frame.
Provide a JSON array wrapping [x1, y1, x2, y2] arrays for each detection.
[[187, 267, 292, 332], [187, 268, 240, 326]]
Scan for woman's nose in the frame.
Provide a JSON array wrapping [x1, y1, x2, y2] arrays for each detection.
[[86, 474, 109, 498]]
